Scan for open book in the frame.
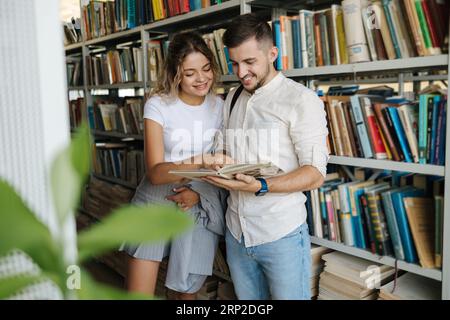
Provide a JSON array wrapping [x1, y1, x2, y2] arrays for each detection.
[[169, 163, 282, 181]]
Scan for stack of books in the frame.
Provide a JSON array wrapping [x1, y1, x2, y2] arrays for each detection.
[[69, 98, 85, 130], [156, 258, 169, 298], [318, 251, 395, 300], [379, 272, 441, 300], [81, 177, 135, 220], [216, 281, 237, 300], [310, 245, 332, 299], [197, 277, 220, 300]]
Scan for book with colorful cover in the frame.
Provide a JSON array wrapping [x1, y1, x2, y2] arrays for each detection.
[[390, 187, 424, 263]]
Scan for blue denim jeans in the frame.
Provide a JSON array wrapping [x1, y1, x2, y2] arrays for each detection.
[[225, 223, 311, 300]]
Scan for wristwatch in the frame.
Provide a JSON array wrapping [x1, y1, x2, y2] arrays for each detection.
[[255, 178, 269, 196]]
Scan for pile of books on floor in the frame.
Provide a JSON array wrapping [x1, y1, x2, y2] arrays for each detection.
[[155, 258, 169, 298], [216, 281, 237, 300], [213, 246, 230, 278], [318, 251, 395, 300], [379, 272, 441, 300], [81, 177, 135, 219], [310, 245, 332, 299], [197, 277, 220, 300]]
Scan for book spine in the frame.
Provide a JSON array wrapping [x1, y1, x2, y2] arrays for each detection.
[[335, 6, 348, 64], [404, 0, 426, 56], [360, 194, 377, 254], [421, 0, 440, 48], [437, 100, 446, 165], [314, 13, 324, 66], [381, 191, 406, 260], [425, 96, 434, 162], [382, 0, 402, 58], [299, 12, 309, 68], [429, 96, 441, 164], [325, 192, 337, 241], [392, 191, 420, 263], [338, 185, 355, 246], [350, 96, 374, 158], [388, 107, 413, 162], [291, 18, 302, 69], [415, 0, 434, 52], [397, 105, 420, 163], [272, 19, 282, 70], [367, 192, 394, 256], [374, 104, 401, 161], [319, 187, 330, 239], [418, 94, 428, 163], [435, 196, 443, 268], [361, 97, 388, 159]]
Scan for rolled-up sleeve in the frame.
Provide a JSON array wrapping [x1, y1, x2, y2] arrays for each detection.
[[289, 90, 330, 177]]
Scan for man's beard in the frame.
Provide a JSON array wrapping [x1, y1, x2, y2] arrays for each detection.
[[244, 64, 271, 94]]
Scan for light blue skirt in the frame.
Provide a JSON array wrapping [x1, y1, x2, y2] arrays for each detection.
[[120, 178, 218, 293]]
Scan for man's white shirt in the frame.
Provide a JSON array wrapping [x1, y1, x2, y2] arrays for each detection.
[[219, 72, 329, 247]]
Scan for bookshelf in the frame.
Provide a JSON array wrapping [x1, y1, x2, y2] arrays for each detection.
[[65, 0, 450, 300]]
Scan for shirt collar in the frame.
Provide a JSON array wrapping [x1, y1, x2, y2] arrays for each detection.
[[254, 72, 284, 95]]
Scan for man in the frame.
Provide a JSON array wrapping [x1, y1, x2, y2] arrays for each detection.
[[204, 13, 329, 300]]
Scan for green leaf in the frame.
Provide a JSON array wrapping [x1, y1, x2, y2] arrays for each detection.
[[0, 274, 47, 299], [77, 268, 153, 300], [70, 123, 91, 184], [50, 123, 91, 224], [51, 146, 80, 224], [77, 205, 193, 262], [0, 180, 63, 278]]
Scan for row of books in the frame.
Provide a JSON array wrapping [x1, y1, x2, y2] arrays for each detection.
[[93, 142, 146, 186], [203, 29, 233, 76], [63, 18, 82, 45], [66, 58, 83, 86], [82, 0, 228, 40], [271, 0, 449, 70], [85, 47, 144, 85], [69, 98, 85, 129], [147, 40, 164, 82], [306, 170, 444, 269], [323, 85, 447, 165], [88, 97, 144, 135], [151, 29, 233, 80]]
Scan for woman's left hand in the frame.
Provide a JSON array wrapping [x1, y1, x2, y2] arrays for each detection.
[[166, 187, 200, 211]]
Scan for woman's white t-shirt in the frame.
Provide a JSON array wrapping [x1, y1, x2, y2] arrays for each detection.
[[144, 94, 224, 162]]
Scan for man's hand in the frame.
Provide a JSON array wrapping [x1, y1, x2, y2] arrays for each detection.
[[203, 174, 262, 193], [202, 153, 235, 170], [166, 187, 200, 211]]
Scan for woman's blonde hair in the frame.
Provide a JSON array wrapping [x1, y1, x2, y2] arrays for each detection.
[[152, 31, 220, 99]]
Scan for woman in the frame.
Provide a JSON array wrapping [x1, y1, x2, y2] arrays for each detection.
[[120, 31, 226, 300]]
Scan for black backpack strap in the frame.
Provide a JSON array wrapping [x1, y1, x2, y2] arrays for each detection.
[[229, 85, 244, 118]]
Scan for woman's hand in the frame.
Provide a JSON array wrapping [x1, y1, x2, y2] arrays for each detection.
[[165, 187, 200, 211]]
